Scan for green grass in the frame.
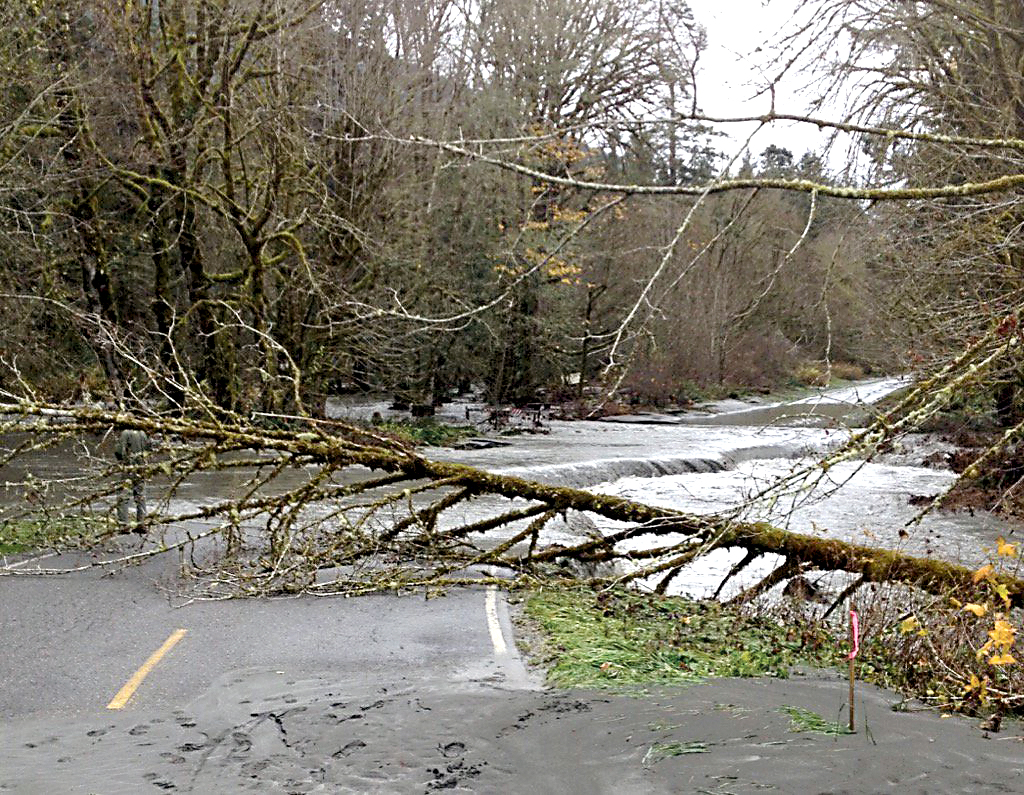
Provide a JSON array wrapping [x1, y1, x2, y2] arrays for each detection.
[[641, 741, 709, 765], [377, 419, 476, 448], [0, 515, 112, 554], [521, 587, 841, 688], [780, 705, 854, 736]]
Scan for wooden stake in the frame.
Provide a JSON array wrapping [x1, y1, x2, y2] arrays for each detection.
[[848, 656, 855, 732], [848, 602, 857, 733]]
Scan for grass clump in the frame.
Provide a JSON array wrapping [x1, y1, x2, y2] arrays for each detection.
[[520, 585, 1024, 720], [641, 741, 709, 765], [377, 419, 476, 448], [522, 586, 840, 688], [0, 515, 111, 554], [780, 705, 853, 736]]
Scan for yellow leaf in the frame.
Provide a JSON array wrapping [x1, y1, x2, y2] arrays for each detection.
[[988, 653, 1016, 666], [994, 583, 1011, 608], [963, 603, 988, 617], [988, 618, 1016, 650], [949, 597, 963, 608], [973, 564, 995, 584], [964, 674, 990, 701], [996, 537, 1018, 558], [899, 616, 920, 634]]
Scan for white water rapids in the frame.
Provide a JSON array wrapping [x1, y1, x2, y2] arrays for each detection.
[[389, 377, 1021, 599]]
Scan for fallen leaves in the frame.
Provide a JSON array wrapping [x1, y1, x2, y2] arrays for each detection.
[[996, 537, 1018, 558], [899, 615, 920, 634], [978, 618, 1017, 666]]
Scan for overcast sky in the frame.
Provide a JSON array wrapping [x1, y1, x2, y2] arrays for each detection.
[[685, 0, 832, 166]]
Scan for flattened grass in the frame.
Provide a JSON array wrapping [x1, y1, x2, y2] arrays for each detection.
[[781, 705, 854, 736], [641, 741, 709, 765], [0, 515, 112, 554], [522, 586, 840, 688]]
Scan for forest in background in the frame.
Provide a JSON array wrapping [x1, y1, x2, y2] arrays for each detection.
[[0, 0, 905, 416]]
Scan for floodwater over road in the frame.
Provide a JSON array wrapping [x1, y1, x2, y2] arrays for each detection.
[[391, 376, 1017, 597], [2, 377, 1014, 597]]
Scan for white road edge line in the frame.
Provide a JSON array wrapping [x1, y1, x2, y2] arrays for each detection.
[[485, 585, 508, 655]]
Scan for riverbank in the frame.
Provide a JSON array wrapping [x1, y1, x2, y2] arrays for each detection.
[[326, 376, 912, 434]]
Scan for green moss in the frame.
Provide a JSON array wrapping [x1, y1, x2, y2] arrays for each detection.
[[0, 515, 112, 554], [521, 587, 840, 688]]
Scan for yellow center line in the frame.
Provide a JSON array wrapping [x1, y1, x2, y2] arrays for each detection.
[[106, 628, 187, 710]]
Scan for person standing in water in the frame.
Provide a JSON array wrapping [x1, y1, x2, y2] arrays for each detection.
[[115, 429, 149, 531]]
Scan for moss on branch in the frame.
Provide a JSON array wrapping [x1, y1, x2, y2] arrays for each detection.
[[2, 400, 1021, 606]]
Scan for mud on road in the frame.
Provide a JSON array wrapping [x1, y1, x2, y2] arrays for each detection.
[[3, 668, 1022, 794]]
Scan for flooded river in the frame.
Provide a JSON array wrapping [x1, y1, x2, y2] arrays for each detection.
[[376, 377, 1016, 597], [3, 378, 1016, 599]]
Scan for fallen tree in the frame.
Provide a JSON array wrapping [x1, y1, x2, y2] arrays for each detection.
[[1, 398, 1021, 612]]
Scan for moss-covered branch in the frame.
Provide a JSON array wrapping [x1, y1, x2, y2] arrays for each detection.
[[2, 401, 1021, 606]]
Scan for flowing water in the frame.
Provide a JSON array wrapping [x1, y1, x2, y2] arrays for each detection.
[[4, 379, 1018, 599], [387, 377, 1019, 597]]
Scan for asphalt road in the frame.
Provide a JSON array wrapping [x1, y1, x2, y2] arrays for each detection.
[[4, 558, 1023, 795], [0, 550, 530, 723], [3, 549, 1023, 794]]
